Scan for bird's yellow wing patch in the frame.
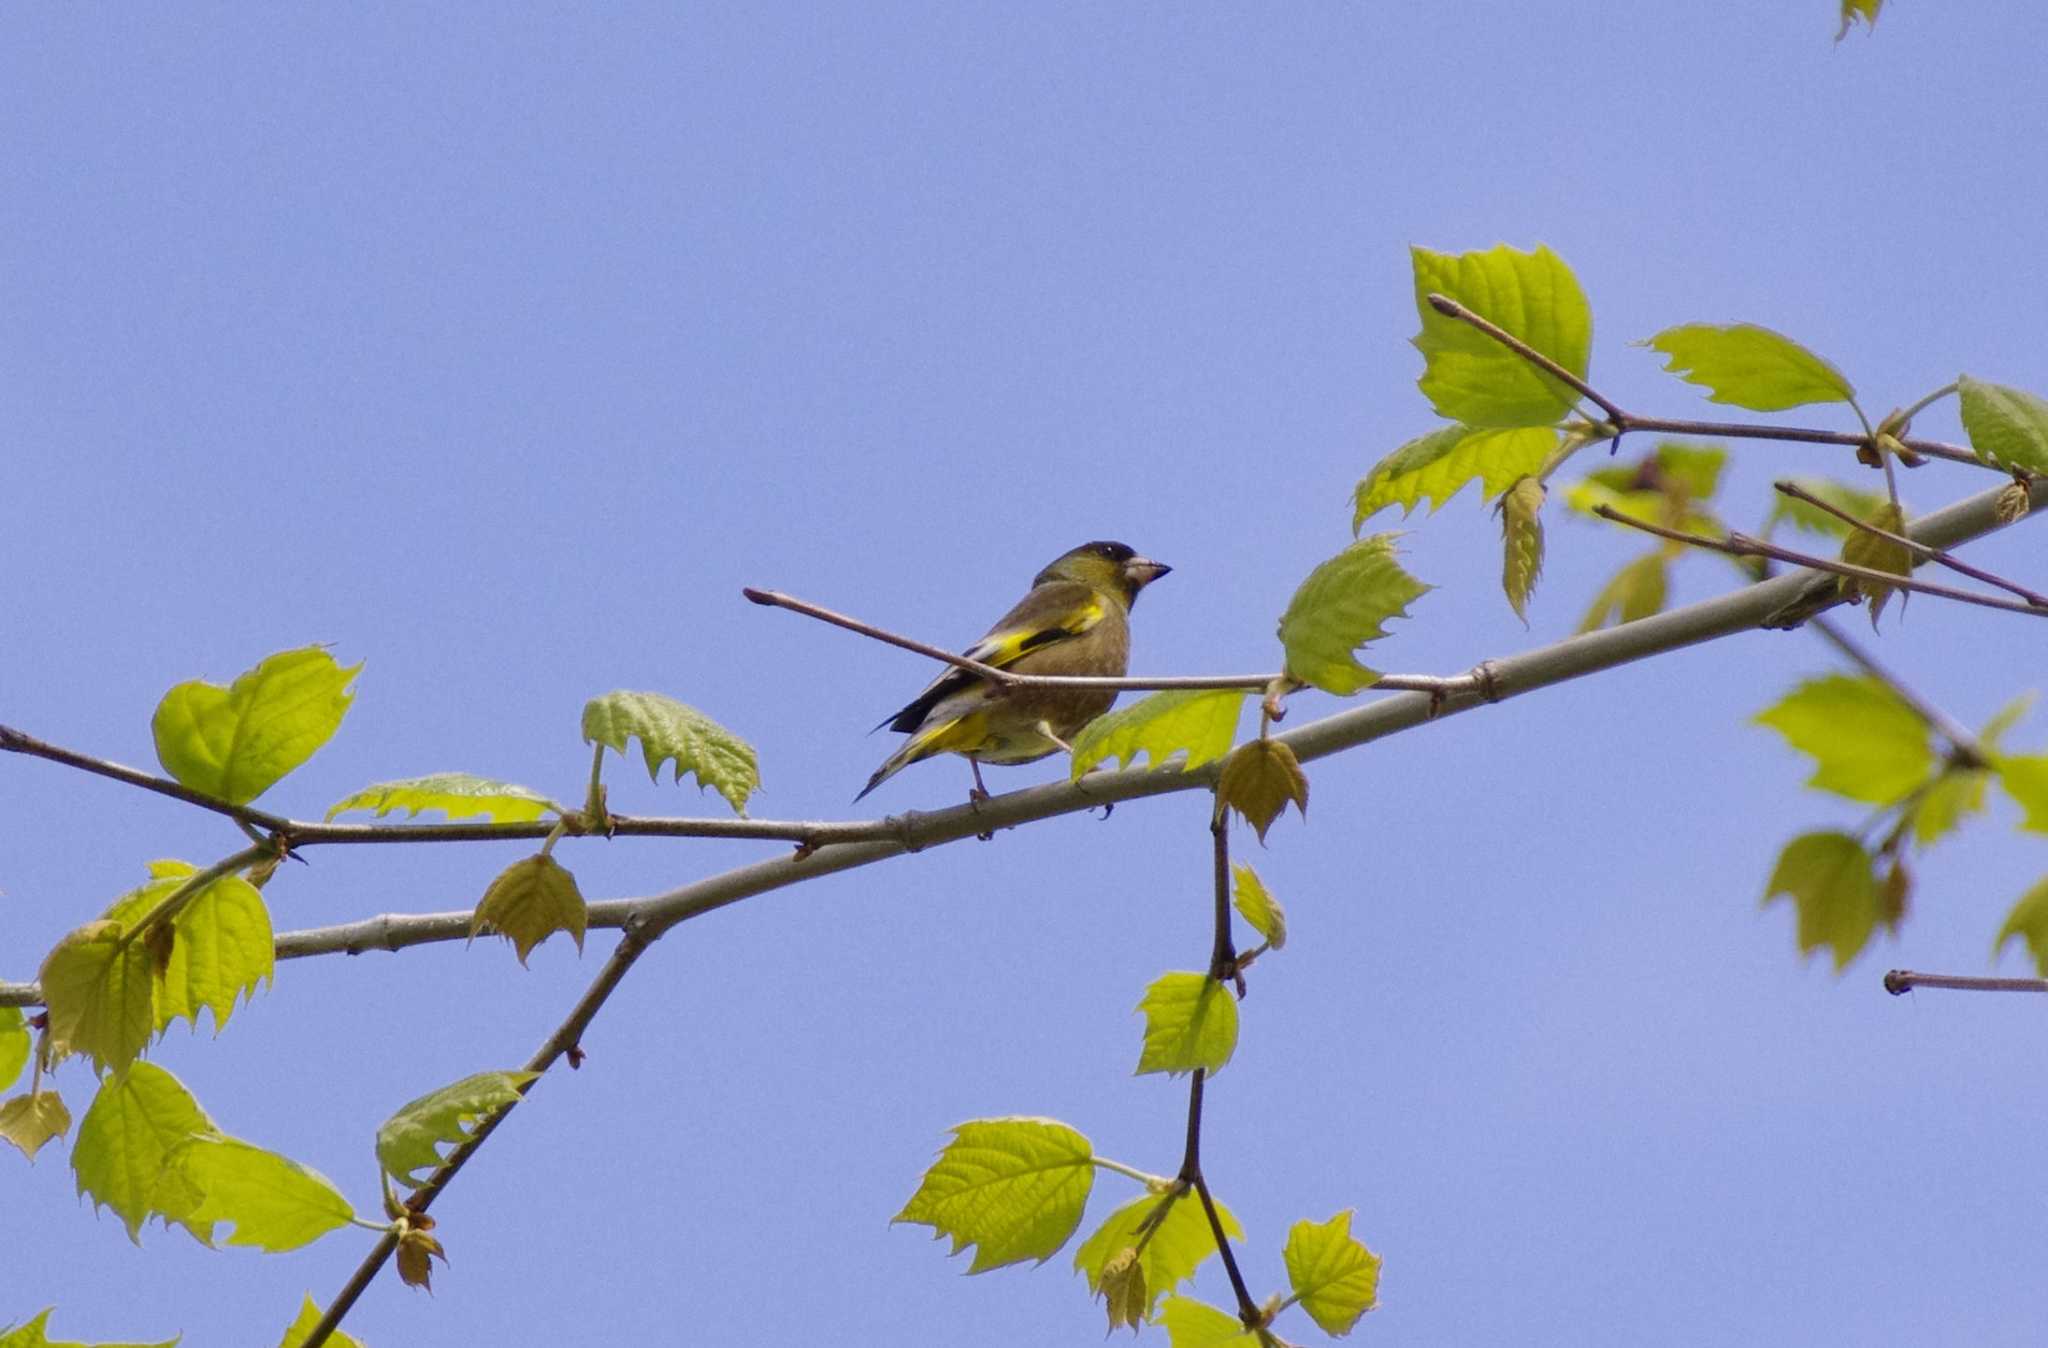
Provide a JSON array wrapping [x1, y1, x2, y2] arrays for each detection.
[[966, 598, 1105, 669]]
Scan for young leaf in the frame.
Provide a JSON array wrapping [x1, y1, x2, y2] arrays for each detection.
[[0, 1091, 71, 1163], [1499, 476, 1546, 624], [1765, 478, 1888, 539], [1995, 479, 2033, 524], [1994, 877, 2048, 975], [581, 690, 759, 814], [1957, 375, 2048, 475], [1230, 863, 1287, 950], [1996, 755, 2048, 833], [1838, 0, 1881, 39], [1069, 690, 1248, 780], [1352, 425, 1556, 526], [0, 1007, 27, 1093], [1216, 739, 1309, 843], [71, 1062, 220, 1243], [1097, 1248, 1147, 1332], [325, 773, 561, 823], [1411, 244, 1593, 427], [1910, 767, 1988, 849], [1837, 501, 1912, 627], [1136, 973, 1239, 1077], [1641, 323, 1855, 412], [164, 1134, 354, 1252], [151, 646, 359, 805], [0, 1309, 177, 1348], [376, 1069, 539, 1189], [1762, 831, 1882, 970], [470, 854, 587, 966], [1282, 1209, 1384, 1335], [1753, 674, 1932, 805], [39, 921, 157, 1075], [1075, 1191, 1247, 1321], [1577, 552, 1669, 633], [1277, 536, 1430, 696], [1157, 1295, 1257, 1347], [279, 1294, 365, 1348], [893, 1117, 1095, 1273], [155, 875, 272, 1035], [396, 1224, 449, 1291]]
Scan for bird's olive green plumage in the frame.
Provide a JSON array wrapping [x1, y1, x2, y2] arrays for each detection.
[[858, 541, 1171, 800]]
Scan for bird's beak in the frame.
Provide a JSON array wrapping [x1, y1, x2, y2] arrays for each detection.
[[1125, 556, 1171, 589]]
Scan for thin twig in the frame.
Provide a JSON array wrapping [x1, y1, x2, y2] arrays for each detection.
[[1884, 970, 2048, 995], [1424, 294, 1625, 421], [1593, 506, 2048, 618], [1774, 480, 2048, 608], [0, 725, 291, 832], [1807, 617, 1985, 765]]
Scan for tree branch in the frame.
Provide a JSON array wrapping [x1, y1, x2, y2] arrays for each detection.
[[1884, 970, 2048, 995]]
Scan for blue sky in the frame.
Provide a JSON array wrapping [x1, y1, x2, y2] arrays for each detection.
[[5, 4, 2047, 1344]]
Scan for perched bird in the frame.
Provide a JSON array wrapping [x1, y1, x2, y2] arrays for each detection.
[[858, 540, 1171, 801]]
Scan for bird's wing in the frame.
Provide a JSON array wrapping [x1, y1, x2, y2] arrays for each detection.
[[877, 581, 1106, 734]]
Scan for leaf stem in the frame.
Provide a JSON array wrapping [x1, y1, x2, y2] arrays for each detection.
[[113, 846, 271, 950]]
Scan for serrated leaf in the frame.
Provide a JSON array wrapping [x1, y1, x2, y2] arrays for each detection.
[[0, 1308, 178, 1348], [1136, 973, 1239, 1077], [1643, 323, 1855, 412], [0, 1092, 72, 1163], [1958, 375, 2048, 475], [1837, 0, 1881, 38], [1352, 425, 1557, 526], [893, 1117, 1095, 1273], [278, 1294, 364, 1348], [71, 1062, 219, 1243], [1837, 501, 1912, 627], [1158, 1296, 1257, 1348], [1283, 1209, 1383, 1336], [581, 690, 759, 814], [1411, 244, 1592, 427], [1996, 755, 2048, 833], [155, 875, 272, 1035], [377, 1069, 538, 1189], [1910, 767, 1987, 849], [325, 773, 560, 823], [1766, 478, 1889, 539], [1763, 831, 1882, 970], [469, 854, 586, 966], [396, 1225, 448, 1291], [164, 1134, 354, 1251], [1216, 739, 1309, 843], [1277, 536, 1430, 696], [0, 1007, 26, 1093], [1230, 863, 1287, 950], [1753, 674, 1932, 805], [1994, 877, 2048, 975], [1499, 476, 1546, 623], [1075, 1191, 1247, 1320], [151, 646, 358, 805], [39, 921, 157, 1076], [1070, 690, 1248, 780], [1577, 552, 1669, 633]]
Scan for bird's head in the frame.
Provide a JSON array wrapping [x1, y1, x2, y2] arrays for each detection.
[[1038, 540, 1172, 607]]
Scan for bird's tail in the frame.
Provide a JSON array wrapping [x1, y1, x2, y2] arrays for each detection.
[[854, 713, 974, 801]]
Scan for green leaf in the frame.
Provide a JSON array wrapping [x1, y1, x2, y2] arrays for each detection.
[[1994, 877, 2048, 975], [377, 1069, 538, 1189], [1157, 1296, 1257, 1348], [1231, 863, 1287, 950], [1837, 501, 1912, 628], [1136, 973, 1239, 1077], [1499, 476, 1546, 623], [1765, 478, 1889, 540], [39, 921, 157, 1075], [1577, 552, 1669, 633], [155, 875, 272, 1035], [71, 1062, 220, 1243], [1762, 831, 1883, 970], [325, 772, 561, 823], [151, 646, 359, 805], [1642, 323, 1855, 412], [1996, 755, 2048, 833], [1980, 694, 2034, 753], [1277, 536, 1431, 696], [1283, 1209, 1384, 1335], [1075, 1190, 1246, 1320], [1910, 767, 1987, 849], [470, 853, 587, 966], [1411, 243, 1592, 427], [0, 1308, 178, 1348], [1837, 0, 1881, 38], [0, 1006, 27, 1094], [0, 1091, 72, 1163], [581, 690, 759, 814], [1069, 690, 1248, 780], [893, 1117, 1095, 1273], [1957, 375, 2048, 475], [164, 1134, 354, 1252], [1352, 425, 1557, 526], [1753, 674, 1932, 805], [278, 1294, 363, 1348], [1216, 739, 1309, 844]]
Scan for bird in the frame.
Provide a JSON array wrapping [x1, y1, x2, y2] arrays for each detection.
[[857, 540, 1171, 801]]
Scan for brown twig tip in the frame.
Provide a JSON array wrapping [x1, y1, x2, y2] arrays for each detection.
[[741, 587, 776, 606], [1426, 292, 1462, 317]]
